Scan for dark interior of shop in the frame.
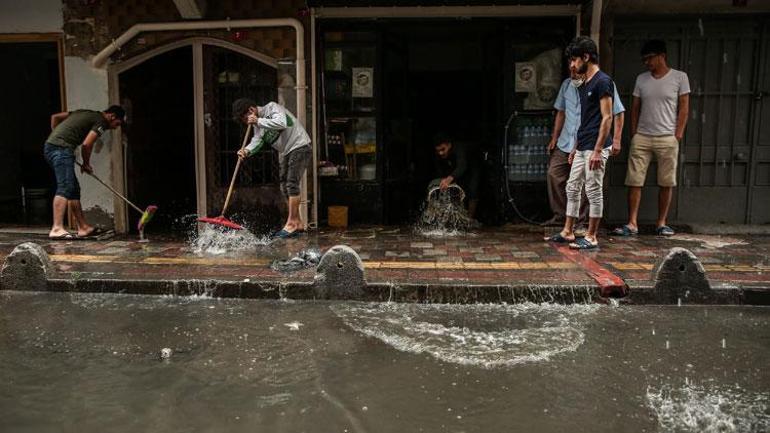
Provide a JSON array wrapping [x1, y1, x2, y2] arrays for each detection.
[[319, 17, 575, 226], [0, 42, 61, 226], [120, 46, 196, 233]]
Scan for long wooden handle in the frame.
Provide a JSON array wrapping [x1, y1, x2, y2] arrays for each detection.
[[221, 124, 253, 217], [76, 161, 144, 214]]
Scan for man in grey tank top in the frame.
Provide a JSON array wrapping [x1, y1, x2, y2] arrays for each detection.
[[613, 40, 690, 237]]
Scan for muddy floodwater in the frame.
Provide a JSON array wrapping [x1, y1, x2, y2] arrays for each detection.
[[1, 292, 768, 433]]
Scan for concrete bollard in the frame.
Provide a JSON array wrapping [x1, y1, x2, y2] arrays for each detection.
[[1, 242, 52, 291], [652, 247, 712, 303], [313, 245, 366, 299]]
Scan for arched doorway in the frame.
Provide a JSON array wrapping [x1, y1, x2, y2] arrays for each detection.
[[119, 46, 195, 232], [109, 38, 279, 234]]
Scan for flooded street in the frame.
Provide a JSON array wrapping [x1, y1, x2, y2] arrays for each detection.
[[1, 292, 768, 433]]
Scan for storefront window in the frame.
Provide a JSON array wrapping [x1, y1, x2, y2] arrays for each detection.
[[320, 40, 377, 181]]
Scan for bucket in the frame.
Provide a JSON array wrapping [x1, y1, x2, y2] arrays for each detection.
[[24, 188, 51, 225], [328, 205, 348, 228]]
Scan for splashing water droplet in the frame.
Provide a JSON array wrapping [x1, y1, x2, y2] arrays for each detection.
[[415, 186, 478, 236], [191, 224, 271, 255]]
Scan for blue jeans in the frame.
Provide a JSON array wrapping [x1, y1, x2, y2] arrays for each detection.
[[43, 143, 80, 200]]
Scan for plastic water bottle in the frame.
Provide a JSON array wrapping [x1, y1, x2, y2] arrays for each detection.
[[536, 126, 543, 149]]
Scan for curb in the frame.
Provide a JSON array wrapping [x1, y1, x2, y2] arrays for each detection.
[[29, 278, 770, 305]]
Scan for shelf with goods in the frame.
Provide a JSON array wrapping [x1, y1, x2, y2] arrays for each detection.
[[506, 115, 553, 183], [320, 36, 378, 183], [320, 116, 377, 181]]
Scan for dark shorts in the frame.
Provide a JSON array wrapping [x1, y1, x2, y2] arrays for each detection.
[[43, 143, 80, 200], [279, 145, 311, 198]]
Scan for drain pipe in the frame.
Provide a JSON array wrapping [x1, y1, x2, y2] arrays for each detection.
[[91, 17, 313, 226], [590, 0, 603, 44]]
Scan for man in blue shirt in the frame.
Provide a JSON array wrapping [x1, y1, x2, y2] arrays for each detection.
[[545, 36, 615, 249], [545, 68, 625, 227]]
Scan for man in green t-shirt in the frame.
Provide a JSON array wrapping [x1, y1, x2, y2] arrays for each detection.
[[43, 105, 124, 239]]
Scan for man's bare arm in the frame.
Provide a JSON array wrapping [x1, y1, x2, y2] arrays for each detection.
[[50, 112, 69, 130], [630, 96, 641, 136], [79, 131, 99, 173], [675, 94, 690, 141], [548, 110, 566, 151]]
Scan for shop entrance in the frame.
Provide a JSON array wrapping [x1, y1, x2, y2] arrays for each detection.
[[317, 17, 576, 226], [382, 23, 502, 224], [119, 47, 196, 233], [0, 39, 63, 226]]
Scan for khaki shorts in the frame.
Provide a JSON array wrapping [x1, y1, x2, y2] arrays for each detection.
[[625, 133, 679, 187]]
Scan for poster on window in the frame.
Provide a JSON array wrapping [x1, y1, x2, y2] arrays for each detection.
[[325, 49, 343, 71], [515, 62, 537, 93], [523, 48, 562, 110], [351, 67, 374, 98]]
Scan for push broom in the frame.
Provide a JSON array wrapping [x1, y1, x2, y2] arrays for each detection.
[[197, 124, 252, 230], [75, 161, 158, 237]]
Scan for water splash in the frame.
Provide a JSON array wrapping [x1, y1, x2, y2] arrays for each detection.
[[271, 249, 321, 272], [191, 224, 271, 255], [647, 383, 770, 433], [331, 302, 598, 368], [415, 187, 478, 236]]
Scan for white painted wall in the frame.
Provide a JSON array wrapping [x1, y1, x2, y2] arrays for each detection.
[[64, 56, 115, 220], [0, 0, 63, 33]]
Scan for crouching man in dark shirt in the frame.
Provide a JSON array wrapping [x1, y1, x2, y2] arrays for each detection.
[[432, 133, 482, 219]]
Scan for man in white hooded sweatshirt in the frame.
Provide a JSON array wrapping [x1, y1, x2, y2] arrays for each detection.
[[233, 98, 311, 239]]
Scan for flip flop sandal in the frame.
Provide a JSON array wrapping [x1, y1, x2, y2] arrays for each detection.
[[569, 237, 598, 250], [271, 229, 290, 239], [544, 233, 574, 243], [283, 230, 302, 239], [612, 225, 638, 236], [75, 227, 107, 240], [656, 225, 675, 236], [48, 232, 75, 240]]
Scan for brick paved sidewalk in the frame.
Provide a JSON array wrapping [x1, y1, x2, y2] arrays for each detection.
[[0, 225, 768, 302]]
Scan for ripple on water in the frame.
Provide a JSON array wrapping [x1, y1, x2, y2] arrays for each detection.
[[647, 383, 770, 433], [190, 224, 271, 255], [331, 302, 599, 368]]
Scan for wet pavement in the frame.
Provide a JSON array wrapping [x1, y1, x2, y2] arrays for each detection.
[[0, 225, 768, 303]]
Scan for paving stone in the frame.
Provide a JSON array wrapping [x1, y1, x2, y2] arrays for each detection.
[[410, 242, 433, 248], [459, 247, 484, 253], [422, 249, 447, 256], [436, 256, 463, 263], [474, 255, 503, 262], [511, 251, 540, 258], [99, 247, 132, 255]]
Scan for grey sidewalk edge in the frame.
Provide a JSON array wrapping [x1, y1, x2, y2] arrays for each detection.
[[6, 278, 762, 305]]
